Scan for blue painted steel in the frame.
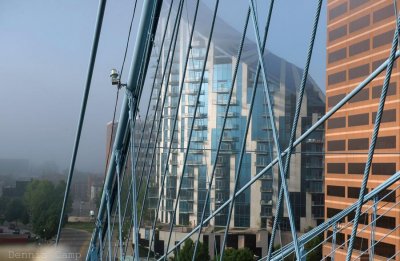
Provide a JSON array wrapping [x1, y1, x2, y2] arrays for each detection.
[[163, 1, 220, 259], [265, 1, 322, 259], [249, 0, 301, 258], [217, 9, 251, 259], [56, 0, 108, 245], [85, 1, 163, 259]]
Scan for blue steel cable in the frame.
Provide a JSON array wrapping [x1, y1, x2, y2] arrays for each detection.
[[56, 0, 107, 245], [346, 15, 400, 261], [157, 46, 400, 260], [137, 0, 186, 233], [135, 0, 175, 196], [134, 0, 182, 203], [248, 0, 301, 258], [266, 0, 323, 260], [127, 93, 140, 260], [86, 0, 163, 258], [163, 1, 220, 259], [157, 50, 400, 260], [370, 197, 377, 261], [216, 9, 251, 259], [142, 0, 184, 260], [192, 1, 275, 257], [146, 0, 201, 259], [105, 191, 112, 261], [147, 0, 199, 259], [114, 151, 124, 261]]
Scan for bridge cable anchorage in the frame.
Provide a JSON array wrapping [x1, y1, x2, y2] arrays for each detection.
[[346, 14, 400, 261], [264, 0, 323, 260], [55, 0, 108, 246], [162, 1, 220, 260]]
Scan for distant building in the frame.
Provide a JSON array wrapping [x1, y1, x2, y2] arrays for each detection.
[[2, 180, 30, 198]]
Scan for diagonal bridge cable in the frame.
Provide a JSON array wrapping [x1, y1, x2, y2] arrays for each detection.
[[56, 0, 108, 245]]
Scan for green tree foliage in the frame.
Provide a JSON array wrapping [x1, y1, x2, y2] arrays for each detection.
[[172, 238, 210, 261], [215, 247, 254, 261], [4, 198, 29, 225], [304, 233, 323, 261], [24, 180, 72, 240]]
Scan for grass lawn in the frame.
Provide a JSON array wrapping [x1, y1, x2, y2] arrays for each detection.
[[65, 222, 95, 233]]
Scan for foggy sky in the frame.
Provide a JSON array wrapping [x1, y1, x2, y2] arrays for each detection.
[[0, 0, 326, 174]]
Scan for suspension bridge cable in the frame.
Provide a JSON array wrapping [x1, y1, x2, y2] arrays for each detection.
[[219, 9, 258, 259], [134, 0, 178, 206], [158, 49, 400, 260], [141, 0, 184, 260], [163, 1, 220, 259], [248, 0, 302, 259], [346, 14, 400, 261], [146, 0, 201, 259], [104, 0, 138, 178], [56, 0, 108, 245], [137, 0, 199, 233], [266, 0, 322, 259]]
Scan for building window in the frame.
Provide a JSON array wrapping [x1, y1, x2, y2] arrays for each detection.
[[348, 138, 369, 150], [349, 0, 369, 10], [372, 163, 396, 175], [348, 210, 369, 225], [328, 93, 346, 107], [328, 71, 346, 85], [329, 25, 347, 42], [372, 59, 397, 71], [349, 39, 370, 56], [327, 140, 345, 151], [375, 242, 396, 259], [349, 15, 370, 33], [347, 187, 368, 199], [372, 82, 396, 98], [348, 64, 369, 80], [347, 235, 368, 251], [327, 185, 345, 197], [327, 208, 345, 222], [376, 215, 396, 229], [328, 48, 347, 63], [348, 88, 369, 103], [329, 3, 347, 21], [348, 163, 364, 174], [348, 113, 369, 127], [327, 230, 345, 246], [328, 117, 346, 129], [373, 30, 393, 48], [327, 163, 345, 174], [373, 5, 394, 24], [377, 189, 396, 203], [372, 109, 396, 123], [376, 136, 396, 149]]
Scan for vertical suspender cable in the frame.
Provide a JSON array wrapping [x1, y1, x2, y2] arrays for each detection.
[[56, 0, 107, 245], [265, 0, 322, 260], [163, 1, 220, 259], [248, 0, 301, 258]]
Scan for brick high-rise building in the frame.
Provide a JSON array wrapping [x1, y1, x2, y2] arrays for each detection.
[[325, 0, 400, 259]]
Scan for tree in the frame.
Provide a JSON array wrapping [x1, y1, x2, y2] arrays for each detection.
[[304, 230, 323, 261], [215, 247, 254, 261], [4, 198, 29, 225], [24, 180, 71, 240], [173, 238, 210, 261]]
